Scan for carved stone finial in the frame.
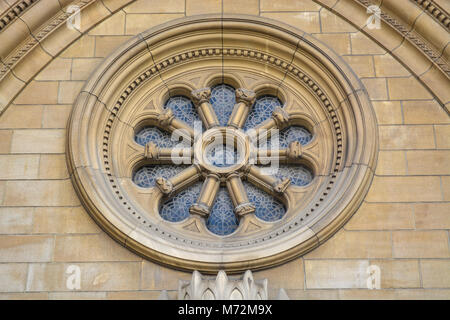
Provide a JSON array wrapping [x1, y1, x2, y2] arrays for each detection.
[[271, 107, 290, 129], [144, 142, 158, 159], [287, 141, 302, 159], [274, 177, 290, 193], [178, 270, 268, 300], [234, 202, 256, 216], [235, 88, 256, 105], [155, 177, 173, 194], [191, 87, 211, 105], [157, 108, 174, 126]]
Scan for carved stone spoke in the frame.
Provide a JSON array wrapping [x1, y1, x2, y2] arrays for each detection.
[[226, 173, 255, 217], [145, 142, 193, 164], [189, 174, 221, 217], [191, 87, 219, 129], [227, 88, 256, 129], [157, 108, 195, 141], [155, 165, 202, 196], [256, 141, 303, 165], [249, 107, 290, 142], [243, 164, 290, 195]]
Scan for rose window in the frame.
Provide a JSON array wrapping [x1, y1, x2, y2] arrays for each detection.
[[131, 84, 314, 236], [67, 16, 377, 273]]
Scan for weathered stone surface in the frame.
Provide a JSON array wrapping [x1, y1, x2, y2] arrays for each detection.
[[320, 9, 357, 33], [373, 54, 410, 77], [94, 36, 133, 57], [58, 81, 85, 104], [305, 230, 392, 259], [0, 155, 40, 179], [0, 105, 43, 128], [26, 262, 141, 291], [0, 264, 28, 292], [342, 55, 374, 78], [71, 58, 103, 81], [54, 234, 141, 262], [305, 260, 370, 289], [224, 0, 258, 15], [141, 261, 191, 290], [346, 203, 414, 230], [361, 78, 388, 100], [350, 32, 386, 55], [260, 0, 321, 11], [3, 180, 79, 206], [125, 14, 184, 34], [406, 150, 450, 175], [370, 260, 420, 289], [375, 151, 406, 175], [388, 77, 433, 100], [89, 11, 125, 36], [379, 126, 435, 150], [0, 235, 54, 262], [253, 258, 304, 289], [14, 81, 59, 105], [33, 207, 100, 234], [261, 12, 320, 33], [403, 100, 450, 124], [11, 129, 66, 154], [435, 125, 450, 149], [414, 203, 450, 230], [421, 260, 450, 288], [186, 0, 221, 15], [60, 35, 96, 58], [366, 177, 442, 202], [38, 154, 70, 179], [372, 101, 402, 125], [124, 0, 185, 13], [35, 58, 72, 81], [392, 231, 449, 258], [0, 207, 33, 234], [42, 105, 72, 129], [313, 33, 351, 55], [0, 130, 12, 153]]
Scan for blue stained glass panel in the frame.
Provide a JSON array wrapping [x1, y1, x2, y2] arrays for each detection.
[[133, 165, 187, 188], [210, 84, 236, 126], [206, 188, 239, 236], [279, 126, 312, 147], [275, 165, 313, 186], [244, 95, 282, 130], [264, 126, 313, 148], [160, 182, 202, 222], [244, 181, 286, 222], [164, 96, 200, 127], [135, 127, 176, 147]]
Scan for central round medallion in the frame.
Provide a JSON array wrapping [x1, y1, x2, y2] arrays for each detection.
[[195, 127, 249, 175]]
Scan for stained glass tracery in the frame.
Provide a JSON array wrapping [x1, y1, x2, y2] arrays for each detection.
[[133, 85, 314, 235]]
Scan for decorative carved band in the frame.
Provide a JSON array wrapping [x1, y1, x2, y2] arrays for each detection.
[[0, 0, 39, 31], [0, 0, 94, 81], [355, 0, 449, 76], [412, 0, 450, 30]]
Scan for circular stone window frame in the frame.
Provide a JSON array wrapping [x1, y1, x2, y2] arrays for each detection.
[[67, 15, 378, 273]]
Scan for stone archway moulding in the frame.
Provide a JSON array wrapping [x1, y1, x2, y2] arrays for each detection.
[[67, 15, 378, 273], [0, 0, 448, 118]]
